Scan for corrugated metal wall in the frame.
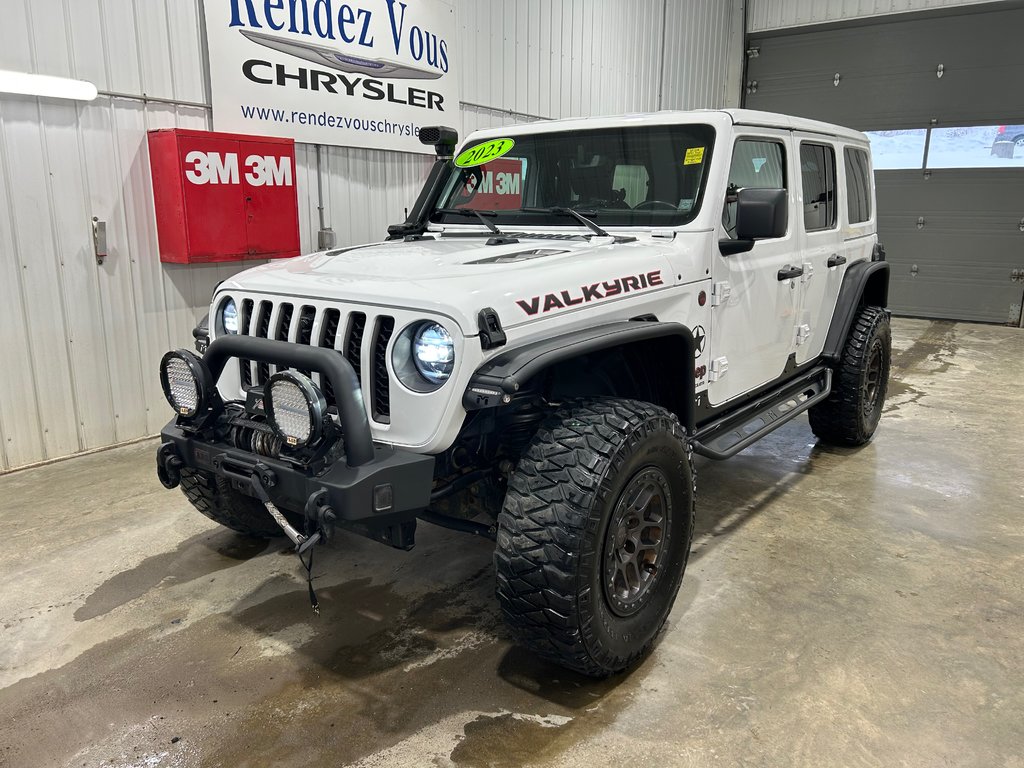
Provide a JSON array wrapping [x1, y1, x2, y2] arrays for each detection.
[[0, 0, 741, 471], [0, 0, 220, 471], [747, 0, 1006, 32]]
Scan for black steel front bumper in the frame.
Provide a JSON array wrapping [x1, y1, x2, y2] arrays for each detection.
[[156, 336, 435, 547]]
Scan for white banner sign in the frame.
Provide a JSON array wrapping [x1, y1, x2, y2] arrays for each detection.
[[204, 0, 458, 154]]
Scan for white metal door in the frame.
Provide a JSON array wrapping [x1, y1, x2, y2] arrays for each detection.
[[708, 131, 801, 406], [794, 134, 844, 364]]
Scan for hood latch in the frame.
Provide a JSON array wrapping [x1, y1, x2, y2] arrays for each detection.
[[478, 308, 507, 350]]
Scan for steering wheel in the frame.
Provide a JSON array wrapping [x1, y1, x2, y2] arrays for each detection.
[[634, 200, 677, 211]]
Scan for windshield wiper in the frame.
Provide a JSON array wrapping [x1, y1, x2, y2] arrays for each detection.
[[434, 208, 510, 236], [520, 207, 635, 242]]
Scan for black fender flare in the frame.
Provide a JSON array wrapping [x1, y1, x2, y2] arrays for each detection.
[[822, 259, 890, 362], [463, 321, 697, 431]]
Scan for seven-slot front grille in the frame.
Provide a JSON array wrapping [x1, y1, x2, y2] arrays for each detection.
[[235, 300, 395, 423]]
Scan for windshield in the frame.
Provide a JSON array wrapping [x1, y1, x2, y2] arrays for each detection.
[[431, 123, 716, 229]]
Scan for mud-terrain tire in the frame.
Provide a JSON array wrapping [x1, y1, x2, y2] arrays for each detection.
[[810, 305, 891, 446], [495, 399, 695, 677], [179, 467, 284, 538]]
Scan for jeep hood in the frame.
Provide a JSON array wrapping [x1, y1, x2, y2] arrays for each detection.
[[220, 235, 685, 334]]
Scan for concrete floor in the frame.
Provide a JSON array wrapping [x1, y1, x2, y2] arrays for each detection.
[[1, 318, 1022, 768]]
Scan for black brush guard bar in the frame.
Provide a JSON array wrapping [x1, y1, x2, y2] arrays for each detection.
[[203, 335, 374, 467]]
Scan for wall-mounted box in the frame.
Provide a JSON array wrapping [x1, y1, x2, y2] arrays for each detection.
[[148, 128, 300, 264]]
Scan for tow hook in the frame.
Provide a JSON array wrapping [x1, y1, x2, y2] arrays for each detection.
[[156, 443, 183, 489]]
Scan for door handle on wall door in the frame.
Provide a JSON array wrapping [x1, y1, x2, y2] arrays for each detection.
[[827, 254, 846, 268], [777, 265, 804, 281]]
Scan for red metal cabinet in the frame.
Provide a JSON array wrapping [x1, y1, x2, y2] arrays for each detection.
[[148, 129, 300, 264]]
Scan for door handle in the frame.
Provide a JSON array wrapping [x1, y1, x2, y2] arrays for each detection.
[[777, 265, 804, 281], [827, 254, 847, 268]]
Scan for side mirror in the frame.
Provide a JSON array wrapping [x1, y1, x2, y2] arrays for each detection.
[[720, 187, 788, 255], [736, 187, 788, 239]]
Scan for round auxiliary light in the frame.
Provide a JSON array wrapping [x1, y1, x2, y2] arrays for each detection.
[[266, 371, 328, 448], [159, 349, 210, 418], [413, 322, 455, 385], [220, 297, 239, 335]]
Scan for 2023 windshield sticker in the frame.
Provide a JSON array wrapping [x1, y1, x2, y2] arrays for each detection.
[[454, 138, 516, 168]]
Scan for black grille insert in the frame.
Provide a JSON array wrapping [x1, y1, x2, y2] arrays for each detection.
[[239, 299, 254, 388], [275, 303, 293, 342], [295, 305, 316, 378], [296, 306, 315, 346], [345, 313, 366, 383], [319, 308, 342, 404], [254, 301, 272, 384], [371, 317, 395, 423]]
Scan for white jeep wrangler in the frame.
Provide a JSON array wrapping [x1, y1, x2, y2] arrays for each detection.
[[156, 109, 890, 677]]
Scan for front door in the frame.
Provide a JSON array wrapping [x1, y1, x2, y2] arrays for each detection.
[[708, 131, 801, 406]]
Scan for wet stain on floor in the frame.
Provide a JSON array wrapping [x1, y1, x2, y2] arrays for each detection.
[[448, 711, 574, 767], [891, 320, 958, 371], [885, 320, 959, 412], [75, 532, 270, 621], [0, 538, 636, 768]]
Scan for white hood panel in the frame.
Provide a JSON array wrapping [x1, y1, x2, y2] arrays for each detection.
[[219, 234, 688, 334]]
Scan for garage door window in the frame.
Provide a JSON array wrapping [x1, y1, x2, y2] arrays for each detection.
[[800, 143, 837, 231], [927, 125, 1024, 168], [865, 129, 927, 170], [844, 148, 872, 224]]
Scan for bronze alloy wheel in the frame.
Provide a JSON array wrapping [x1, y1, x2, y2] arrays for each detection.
[[863, 340, 885, 417], [602, 467, 671, 617]]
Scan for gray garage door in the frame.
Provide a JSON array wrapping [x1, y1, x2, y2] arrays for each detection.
[[744, 3, 1024, 325]]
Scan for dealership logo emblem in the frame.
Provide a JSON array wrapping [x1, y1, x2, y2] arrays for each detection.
[[240, 29, 441, 80]]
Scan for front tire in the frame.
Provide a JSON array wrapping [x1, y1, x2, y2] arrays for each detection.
[[810, 305, 891, 446], [495, 399, 695, 677]]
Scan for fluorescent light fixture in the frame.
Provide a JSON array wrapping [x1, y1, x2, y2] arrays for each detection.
[[0, 69, 98, 101]]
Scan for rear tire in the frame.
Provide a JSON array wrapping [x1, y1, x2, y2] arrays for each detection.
[[810, 305, 891, 446], [495, 399, 695, 677], [179, 467, 284, 538]]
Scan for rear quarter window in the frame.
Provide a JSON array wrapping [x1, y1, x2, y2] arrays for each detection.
[[844, 147, 872, 224]]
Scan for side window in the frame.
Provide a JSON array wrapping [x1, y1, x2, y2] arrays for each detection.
[[800, 143, 837, 231], [844, 148, 872, 224], [723, 139, 786, 238]]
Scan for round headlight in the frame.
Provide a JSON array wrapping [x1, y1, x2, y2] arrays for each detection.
[[220, 297, 238, 335], [159, 350, 210, 418], [413, 323, 455, 384], [266, 371, 328, 448]]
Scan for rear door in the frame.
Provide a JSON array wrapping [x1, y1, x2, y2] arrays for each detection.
[[793, 134, 844, 364]]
